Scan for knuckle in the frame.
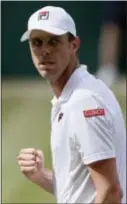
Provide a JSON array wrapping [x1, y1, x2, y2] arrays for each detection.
[[19, 161, 24, 166], [29, 148, 36, 153], [20, 148, 36, 154], [28, 148, 36, 154], [18, 160, 36, 167], [20, 167, 29, 172], [18, 153, 36, 161], [17, 155, 23, 161]]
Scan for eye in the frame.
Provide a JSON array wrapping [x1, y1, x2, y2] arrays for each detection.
[[49, 38, 60, 46], [30, 38, 43, 47]]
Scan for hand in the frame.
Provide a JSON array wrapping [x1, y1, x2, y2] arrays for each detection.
[[17, 148, 44, 186]]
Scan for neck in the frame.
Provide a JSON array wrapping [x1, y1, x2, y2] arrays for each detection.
[[50, 60, 77, 98]]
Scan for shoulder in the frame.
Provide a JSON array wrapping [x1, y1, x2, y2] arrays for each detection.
[[69, 89, 105, 111], [68, 88, 114, 135]]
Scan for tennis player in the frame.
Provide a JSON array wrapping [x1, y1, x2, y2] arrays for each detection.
[[17, 6, 126, 203]]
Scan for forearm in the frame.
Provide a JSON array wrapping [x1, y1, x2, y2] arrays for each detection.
[[38, 168, 54, 194], [94, 187, 123, 204]]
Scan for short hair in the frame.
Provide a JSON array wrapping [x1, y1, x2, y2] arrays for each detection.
[[67, 32, 76, 42], [67, 33, 80, 66]]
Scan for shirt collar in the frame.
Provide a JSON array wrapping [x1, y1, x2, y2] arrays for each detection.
[[51, 64, 87, 106]]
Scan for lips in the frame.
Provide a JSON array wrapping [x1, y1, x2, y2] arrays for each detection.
[[39, 60, 54, 65], [38, 61, 55, 71], [42, 61, 54, 65]]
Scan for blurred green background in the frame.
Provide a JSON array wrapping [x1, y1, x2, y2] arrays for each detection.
[[2, 1, 126, 203]]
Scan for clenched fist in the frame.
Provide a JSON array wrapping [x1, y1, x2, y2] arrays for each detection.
[[17, 148, 44, 186]]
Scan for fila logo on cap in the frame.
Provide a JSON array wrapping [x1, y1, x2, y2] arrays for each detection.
[[38, 11, 49, 20]]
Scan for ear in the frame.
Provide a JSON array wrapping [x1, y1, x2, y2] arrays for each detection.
[[72, 36, 80, 54]]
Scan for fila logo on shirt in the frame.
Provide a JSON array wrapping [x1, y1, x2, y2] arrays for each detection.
[[38, 11, 49, 20], [58, 112, 64, 122], [83, 108, 105, 117]]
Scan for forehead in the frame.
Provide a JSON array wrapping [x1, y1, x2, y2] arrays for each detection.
[[29, 29, 67, 40]]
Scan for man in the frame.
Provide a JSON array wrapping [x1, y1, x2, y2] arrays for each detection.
[[17, 6, 126, 203]]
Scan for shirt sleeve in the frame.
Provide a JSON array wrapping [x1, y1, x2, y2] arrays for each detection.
[[71, 93, 116, 165]]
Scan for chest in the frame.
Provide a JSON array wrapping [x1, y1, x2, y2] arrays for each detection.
[[50, 106, 74, 172]]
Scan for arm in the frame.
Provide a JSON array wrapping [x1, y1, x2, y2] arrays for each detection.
[[71, 94, 124, 203], [88, 159, 123, 204], [38, 168, 54, 194]]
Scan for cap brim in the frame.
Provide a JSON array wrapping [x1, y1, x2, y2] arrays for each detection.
[[20, 26, 68, 42]]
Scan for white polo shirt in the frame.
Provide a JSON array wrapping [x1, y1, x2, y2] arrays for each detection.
[[50, 65, 126, 203]]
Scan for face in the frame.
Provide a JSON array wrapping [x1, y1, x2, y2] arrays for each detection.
[[29, 30, 80, 83]]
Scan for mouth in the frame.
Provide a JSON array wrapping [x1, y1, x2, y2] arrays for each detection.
[[45, 62, 55, 65], [39, 60, 55, 65], [38, 61, 55, 71]]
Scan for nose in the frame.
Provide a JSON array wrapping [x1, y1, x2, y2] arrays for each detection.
[[41, 44, 51, 57]]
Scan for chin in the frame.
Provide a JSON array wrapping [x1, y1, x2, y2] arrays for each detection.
[[39, 71, 52, 81], [38, 70, 55, 82], [39, 70, 48, 77]]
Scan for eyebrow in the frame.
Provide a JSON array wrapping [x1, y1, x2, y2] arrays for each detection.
[[30, 35, 62, 41]]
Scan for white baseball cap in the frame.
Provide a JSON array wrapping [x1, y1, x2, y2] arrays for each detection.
[[20, 6, 77, 42]]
